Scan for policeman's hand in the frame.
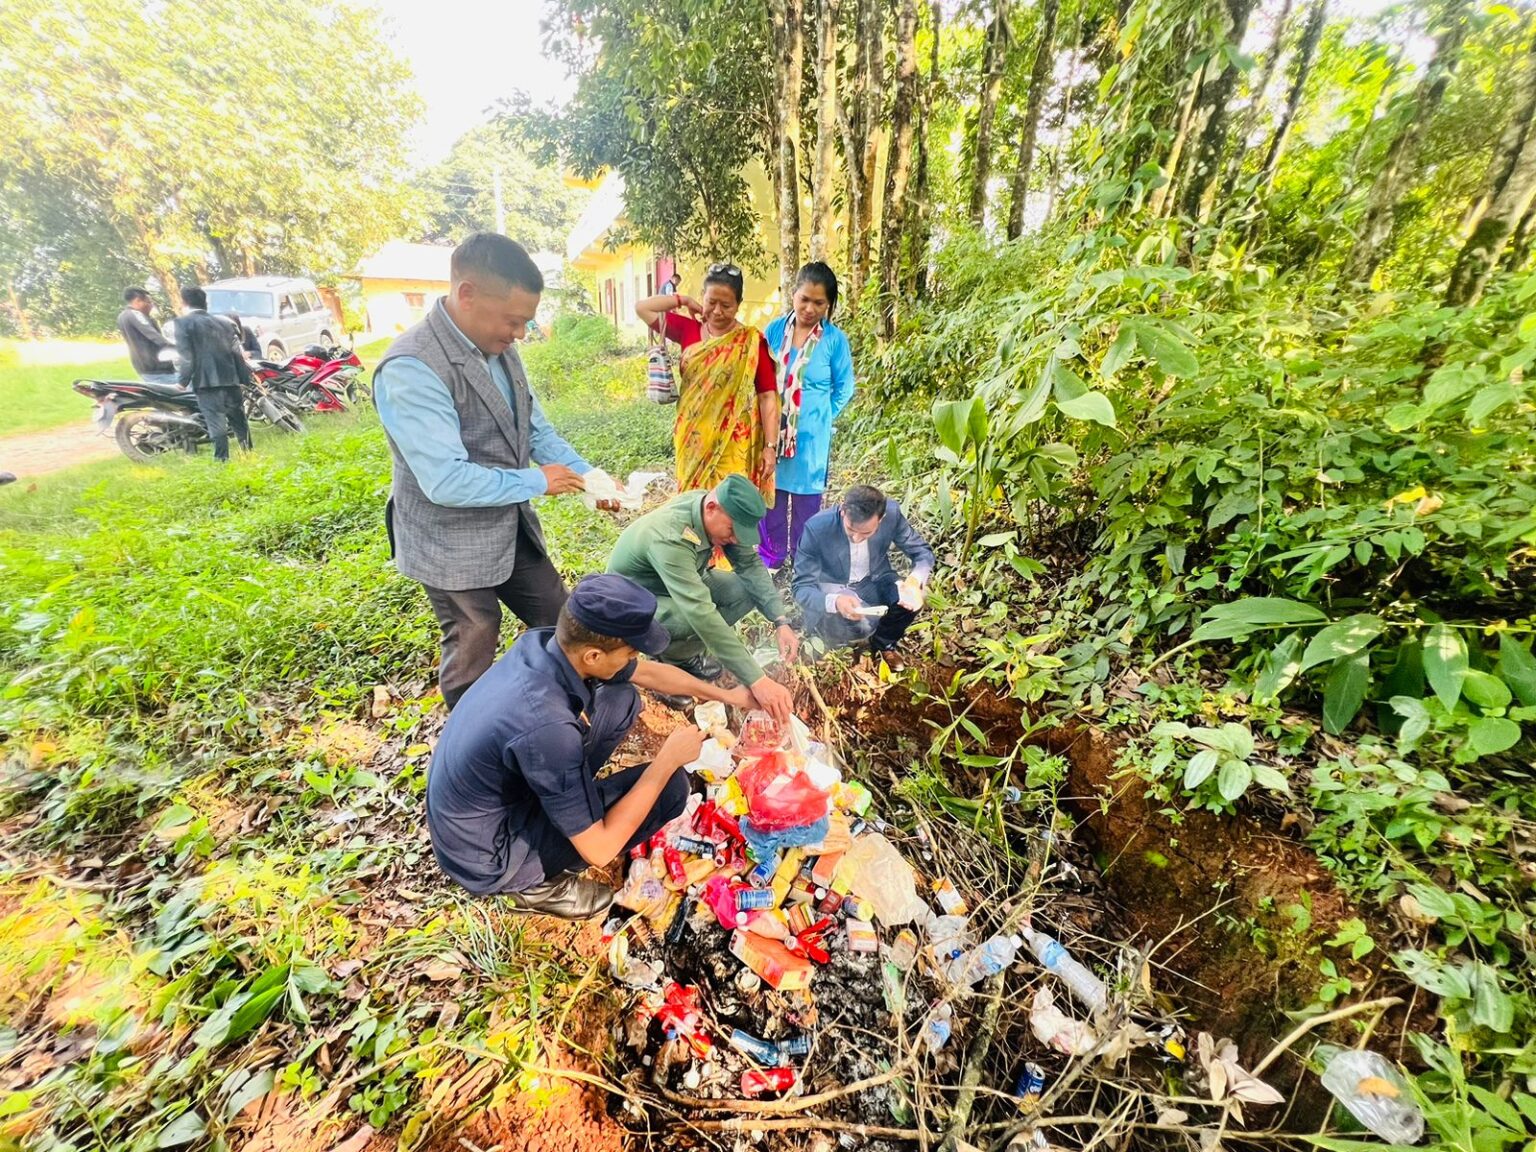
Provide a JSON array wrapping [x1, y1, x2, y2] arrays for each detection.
[[540, 464, 585, 495], [750, 675, 794, 728], [658, 723, 706, 768], [835, 594, 864, 621], [776, 624, 800, 664], [722, 685, 756, 710]]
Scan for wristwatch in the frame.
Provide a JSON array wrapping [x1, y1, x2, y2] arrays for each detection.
[[773, 617, 790, 629]]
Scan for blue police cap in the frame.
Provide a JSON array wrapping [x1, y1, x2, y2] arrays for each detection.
[[567, 574, 671, 656]]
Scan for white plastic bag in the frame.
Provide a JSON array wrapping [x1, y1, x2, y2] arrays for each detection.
[[580, 468, 641, 511], [1029, 986, 1098, 1055], [842, 833, 926, 925]]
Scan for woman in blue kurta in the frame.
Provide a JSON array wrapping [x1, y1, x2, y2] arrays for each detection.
[[758, 263, 857, 570]]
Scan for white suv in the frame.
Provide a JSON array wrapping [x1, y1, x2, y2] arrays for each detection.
[[204, 276, 337, 359]]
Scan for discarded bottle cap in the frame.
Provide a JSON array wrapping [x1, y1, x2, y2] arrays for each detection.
[[735, 968, 762, 993]]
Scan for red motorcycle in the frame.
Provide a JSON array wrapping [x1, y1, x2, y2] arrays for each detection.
[[253, 344, 368, 413]]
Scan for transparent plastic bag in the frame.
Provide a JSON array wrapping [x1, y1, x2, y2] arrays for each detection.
[[1319, 1049, 1424, 1144]]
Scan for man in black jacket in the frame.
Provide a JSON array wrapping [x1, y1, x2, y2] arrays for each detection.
[[117, 288, 177, 382], [175, 285, 253, 462]]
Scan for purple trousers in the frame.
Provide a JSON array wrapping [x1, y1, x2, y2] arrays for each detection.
[[758, 490, 823, 569]]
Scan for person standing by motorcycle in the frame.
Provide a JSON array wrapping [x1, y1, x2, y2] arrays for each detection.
[[174, 285, 253, 462], [117, 288, 177, 384], [227, 312, 262, 359]]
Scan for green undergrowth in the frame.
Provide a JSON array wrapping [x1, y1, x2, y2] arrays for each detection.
[[0, 331, 662, 1149], [842, 223, 1536, 1146]]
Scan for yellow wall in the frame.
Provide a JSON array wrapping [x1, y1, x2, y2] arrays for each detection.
[[570, 242, 656, 337], [360, 277, 448, 336]]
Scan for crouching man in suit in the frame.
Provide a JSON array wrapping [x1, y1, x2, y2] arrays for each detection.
[[791, 484, 934, 666]]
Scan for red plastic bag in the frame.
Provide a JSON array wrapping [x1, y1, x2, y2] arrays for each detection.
[[735, 751, 833, 831]]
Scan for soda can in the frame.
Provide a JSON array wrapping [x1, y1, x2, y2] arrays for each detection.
[[735, 887, 776, 912], [676, 835, 719, 857], [1013, 1062, 1045, 1107], [747, 851, 780, 888], [740, 1067, 797, 1096]]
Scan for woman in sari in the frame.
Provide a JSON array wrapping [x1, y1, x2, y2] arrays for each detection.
[[636, 263, 778, 503]]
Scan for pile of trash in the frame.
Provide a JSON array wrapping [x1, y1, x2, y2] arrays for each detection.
[[601, 704, 1133, 1136], [602, 705, 1432, 1148]]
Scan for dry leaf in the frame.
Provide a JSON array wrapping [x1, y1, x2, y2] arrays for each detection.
[[420, 958, 463, 982], [332, 1125, 375, 1152], [370, 685, 391, 718]]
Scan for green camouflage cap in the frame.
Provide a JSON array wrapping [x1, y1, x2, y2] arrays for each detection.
[[716, 473, 767, 547]]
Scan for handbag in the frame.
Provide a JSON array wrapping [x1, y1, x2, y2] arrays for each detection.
[[645, 325, 678, 404]]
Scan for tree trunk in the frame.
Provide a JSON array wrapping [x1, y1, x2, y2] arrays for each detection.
[[1006, 0, 1059, 238], [849, 0, 883, 307], [1457, 29, 1536, 242], [1044, 7, 1084, 223], [879, 0, 919, 338], [1148, 69, 1204, 219], [1444, 54, 1536, 304], [969, 0, 1010, 227], [5, 279, 36, 340], [1219, 0, 1295, 199], [1179, 0, 1259, 223], [810, 0, 839, 262], [1341, 3, 1469, 286], [910, 0, 942, 297], [1258, 0, 1327, 193], [773, 0, 806, 303]]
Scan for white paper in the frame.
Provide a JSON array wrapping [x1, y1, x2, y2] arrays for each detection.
[[854, 605, 889, 617], [694, 700, 728, 732]]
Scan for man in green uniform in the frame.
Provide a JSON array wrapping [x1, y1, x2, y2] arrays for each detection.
[[608, 474, 798, 726]]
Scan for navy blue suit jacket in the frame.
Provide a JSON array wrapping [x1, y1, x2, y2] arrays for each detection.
[[792, 499, 935, 614]]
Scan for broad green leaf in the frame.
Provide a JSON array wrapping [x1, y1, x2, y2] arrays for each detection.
[[224, 986, 285, 1046], [1188, 722, 1255, 759], [224, 1068, 275, 1120], [1322, 650, 1369, 734], [1055, 390, 1117, 428], [1217, 758, 1252, 802], [1405, 883, 1457, 921], [1184, 748, 1218, 788], [1389, 696, 1432, 748], [1101, 326, 1135, 378], [1254, 633, 1304, 699], [976, 532, 1015, 548], [1470, 965, 1516, 1034], [1250, 763, 1291, 792], [1300, 614, 1385, 671], [156, 1111, 206, 1148], [932, 398, 977, 456], [1497, 634, 1536, 706], [1461, 669, 1511, 711], [1467, 716, 1522, 757], [1192, 598, 1327, 643], [155, 803, 197, 831], [1422, 622, 1468, 711], [1149, 721, 1192, 739], [1467, 382, 1518, 425], [1051, 363, 1088, 400], [1126, 318, 1198, 377]]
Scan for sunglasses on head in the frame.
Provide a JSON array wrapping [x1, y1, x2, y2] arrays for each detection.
[[707, 263, 742, 277]]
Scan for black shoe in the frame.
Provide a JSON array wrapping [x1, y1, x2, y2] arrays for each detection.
[[673, 654, 723, 681], [651, 689, 694, 711], [506, 873, 615, 920]]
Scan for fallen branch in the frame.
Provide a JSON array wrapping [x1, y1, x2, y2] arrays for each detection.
[[1250, 995, 1403, 1078], [662, 1051, 920, 1116], [940, 968, 1007, 1151], [689, 1117, 924, 1139]]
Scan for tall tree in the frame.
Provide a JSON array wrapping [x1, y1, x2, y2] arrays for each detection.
[[1218, 0, 1295, 200], [1006, 0, 1061, 239], [1257, 0, 1328, 193], [879, 0, 920, 337], [773, 0, 807, 300], [910, 0, 944, 296], [969, 0, 1011, 227], [1341, 0, 1470, 286], [1178, 0, 1259, 222], [420, 125, 585, 252], [852, 0, 886, 302], [1445, 30, 1536, 305], [810, 0, 840, 262]]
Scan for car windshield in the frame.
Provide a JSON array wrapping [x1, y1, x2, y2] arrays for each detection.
[[207, 289, 275, 319]]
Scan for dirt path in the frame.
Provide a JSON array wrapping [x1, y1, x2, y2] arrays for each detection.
[[0, 420, 119, 480]]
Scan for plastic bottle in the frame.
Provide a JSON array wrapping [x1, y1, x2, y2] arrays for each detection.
[[1021, 925, 1108, 1014], [946, 933, 1023, 987], [926, 914, 971, 965], [922, 1002, 953, 1052]]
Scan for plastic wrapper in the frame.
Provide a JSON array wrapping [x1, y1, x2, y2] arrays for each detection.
[[1319, 1049, 1424, 1144], [737, 711, 785, 757], [616, 858, 670, 919], [1030, 986, 1098, 1055], [742, 814, 831, 859], [736, 751, 835, 831], [841, 832, 926, 925], [580, 468, 666, 511], [684, 738, 736, 783]]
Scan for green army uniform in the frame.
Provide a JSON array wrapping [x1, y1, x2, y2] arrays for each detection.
[[607, 490, 790, 685]]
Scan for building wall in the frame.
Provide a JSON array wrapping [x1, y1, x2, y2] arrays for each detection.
[[360, 277, 449, 336]]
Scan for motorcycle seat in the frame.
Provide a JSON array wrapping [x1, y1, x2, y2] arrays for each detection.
[[137, 380, 192, 397]]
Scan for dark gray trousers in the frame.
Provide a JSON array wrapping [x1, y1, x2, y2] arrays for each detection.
[[422, 522, 568, 708]]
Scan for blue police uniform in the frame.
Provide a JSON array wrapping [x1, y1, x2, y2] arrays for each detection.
[[425, 627, 689, 894]]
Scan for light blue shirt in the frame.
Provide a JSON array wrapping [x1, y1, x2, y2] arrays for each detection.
[[374, 310, 591, 508], [764, 316, 856, 495]]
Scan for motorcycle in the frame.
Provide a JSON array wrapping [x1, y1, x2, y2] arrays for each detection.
[[253, 344, 368, 413], [73, 375, 305, 464]]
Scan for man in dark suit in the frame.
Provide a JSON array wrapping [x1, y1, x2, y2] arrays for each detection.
[[791, 484, 935, 663], [175, 285, 253, 462]]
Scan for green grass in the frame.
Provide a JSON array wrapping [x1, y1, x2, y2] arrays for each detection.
[[0, 342, 136, 436]]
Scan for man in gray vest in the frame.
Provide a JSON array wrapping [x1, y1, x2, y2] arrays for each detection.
[[375, 233, 599, 708]]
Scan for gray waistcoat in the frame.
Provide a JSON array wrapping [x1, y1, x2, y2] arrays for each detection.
[[378, 302, 545, 591]]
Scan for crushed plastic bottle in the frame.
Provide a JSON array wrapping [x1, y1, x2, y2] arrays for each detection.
[[926, 913, 972, 965], [946, 933, 1024, 987], [1021, 924, 1108, 1014], [923, 1002, 954, 1052], [1318, 1048, 1425, 1144]]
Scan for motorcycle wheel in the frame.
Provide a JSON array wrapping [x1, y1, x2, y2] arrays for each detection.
[[115, 411, 200, 462], [345, 376, 372, 405]]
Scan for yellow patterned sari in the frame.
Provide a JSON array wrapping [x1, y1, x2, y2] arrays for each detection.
[[674, 325, 775, 505]]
